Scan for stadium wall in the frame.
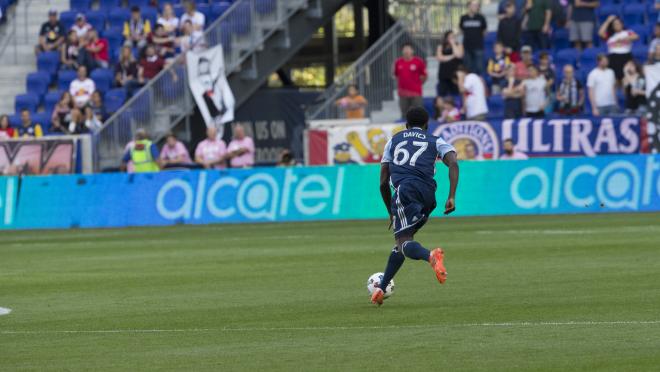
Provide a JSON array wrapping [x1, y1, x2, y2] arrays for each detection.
[[1, 154, 659, 230]]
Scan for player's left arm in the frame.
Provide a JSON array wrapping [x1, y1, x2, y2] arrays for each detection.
[[437, 138, 459, 215]]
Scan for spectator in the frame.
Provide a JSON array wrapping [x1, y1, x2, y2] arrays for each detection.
[[89, 91, 105, 121], [51, 91, 74, 127], [121, 129, 160, 173], [226, 124, 255, 168], [556, 64, 585, 115], [587, 54, 618, 116], [622, 61, 647, 115], [462, 143, 483, 160], [456, 65, 488, 120], [124, 6, 152, 49], [60, 30, 80, 70], [36, 9, 65, 55], [277, 149, 297, 167], [514, 45, 534, 79], [393, 43, 427, 118], [67, 108, 89, 134], [523, 65, 548, 118], [84, 29, 109, 68], [487, 42, 510, 94], [177, 20, 205, 53], [157, 3, 180, 37], [69, 65, 96, 108], [71, 13, 93, 38], [335, 85, 368, 119], [524, 0, 551, 51], [195, 126, 227, 169], [149, 24, 176, 59], [598, 15, 638, 82], [138, 45, 165, 84], [436, 31, 463, 96], [538, 51, 555, 89], [180, 1, 206, 31], [17, 110, 43, 138], [50, 117, 70, 135], [567, 0, 599, 50], [500, 138, 529, 159], [649, 24, 660, 63], [502, 65, 525, 118], [434, 96, 461, 123], [0, 115, 15, 139], [497, 1, 522, 56], [114, 46, 141, 96], [459, 1, 487, 76], [160, 132, 192, 167]]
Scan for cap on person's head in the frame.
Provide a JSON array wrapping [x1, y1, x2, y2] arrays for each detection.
[[49, 9, 57, 16], [521, 45, 532, 53], [406, 107, 429, 128], [76, 13, 85, 20]]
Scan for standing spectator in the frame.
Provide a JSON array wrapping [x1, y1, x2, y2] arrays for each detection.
[[587, 54, 618, 116], [436, 31, 463, 96], [114, 46, 141, 96], [500, 138, 529, 159], [195, 127, 227, 169], [598, 15, 639, 82], [456, 65, 488, 120], [497, 1, 522, 56], [157, 3, 180, 37], [138, 45, 165, 84], [36, 9, 65, 55], [487, 42, 510, 94], [160, 132, 192, 167], [459, 1, 487, 76], [0, 115, 15, 139], [524, 0, 551, 51], [51, 91, 74, 127], [393, 43, 427, 118], [69, 66, 96, 108], [85, 29, 109, 68], [17, 110, 43, 138], [514, 45, 534, 79], [226, 124, 256, 168], [121, 129, 160, 173], [177, 20, 205, 53], [622, 61, 647, 115], [180, 1, 206, 31], [335, 85, 368, 119], [124, 6, 152, 49], [502, 65, 525, 118], [149, 24, 176, 60], [523, 65, 548, 118], [567, 0, 599, 50], [71, 13, 93, 38], [556, 64, 584, 115], [649, 24, 660, 63], [434, 96, 461, 123], [60, 30, 80, 70]]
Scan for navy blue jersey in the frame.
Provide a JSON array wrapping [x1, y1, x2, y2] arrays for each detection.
[[381, 127, 455, 190]]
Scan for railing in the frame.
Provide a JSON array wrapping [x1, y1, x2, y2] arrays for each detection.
[[95, 0, 309, 171]]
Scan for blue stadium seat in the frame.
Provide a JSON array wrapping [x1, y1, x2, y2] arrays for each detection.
[[128, 0, 150, 7], [579, 47, 604, 69], [108, 8, 131, 29], [256, 0, 276, 15], [631, 45, 648, 63], [104, 88, 127, 114], [103, 27, 124, 58], [630, 25, 648, 44], [173, 5, 185, 18], [230, 2, 251, 35], [60, 10, 78, 30], [484, 32, 497, 53], [649, 3, 659, 23], [58, 70, 78, 91], [90, 68, 113, 94], [15, 93, 40, 113], [554, 48, 578, 67], [198, 4, 213, 26], [32, 113, 52, 133], [487, 96, 504, 119], [99, 0, 121, 12], [70, 0, 91, 11], [44, 91, 63, 114], [622, 4, 645, 26], [37, 51, 60, 78], [8, 113, 22, 127], [140, 6, 158, 27], [26, 72, 51, 98], [552, 29, 570, 51], [597, 5, 622, 24], [86, 10, 107, 31], [211, 3, 232, 21]]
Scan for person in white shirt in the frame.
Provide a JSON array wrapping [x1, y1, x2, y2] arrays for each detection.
[[456, 65, 488, 120], [177, 20, 205, 53], [71, 13, 93, 38], [598, 15, 639, 81], [523, 65, 547, 118], [179, 1, 205, 32], [157, 3, 179, 37], [587, 54, 618, 117], [69, 65, 96, 108]]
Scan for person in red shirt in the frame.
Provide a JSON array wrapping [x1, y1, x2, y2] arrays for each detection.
[[0, 115, 15, 139], [393, 43, 427, 119], [138, 44, 165, 83], [85, 29, 109, 68]]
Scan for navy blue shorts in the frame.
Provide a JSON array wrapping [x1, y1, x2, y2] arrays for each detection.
[[390, 183, 437, 238]]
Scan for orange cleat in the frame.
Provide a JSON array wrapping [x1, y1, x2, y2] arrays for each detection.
[[429, 248, 447, 284], [371, 287, 385, 306]]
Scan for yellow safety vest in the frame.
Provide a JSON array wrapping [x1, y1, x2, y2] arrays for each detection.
[[130, 140, 160, 173]]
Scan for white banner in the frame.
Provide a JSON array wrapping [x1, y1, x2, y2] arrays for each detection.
[[186, 45, 235, 137], [327, 124, 405, 165]]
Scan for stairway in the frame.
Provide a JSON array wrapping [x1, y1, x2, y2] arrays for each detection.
[[0, 0, 69, 116]]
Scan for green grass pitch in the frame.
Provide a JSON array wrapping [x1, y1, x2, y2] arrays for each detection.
[[1, 213, 660, 371]]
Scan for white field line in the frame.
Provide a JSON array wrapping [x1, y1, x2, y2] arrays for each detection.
[[475, 226, 660, 235], [0, 307, 11, 316], [2, 320, 660, 335]]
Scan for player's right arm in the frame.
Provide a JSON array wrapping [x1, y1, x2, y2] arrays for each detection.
[[437, 138, 458, 215], [380, 139, 394, 226]]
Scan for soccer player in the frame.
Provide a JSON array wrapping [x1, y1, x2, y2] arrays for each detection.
[[371, 107, 459, 305]]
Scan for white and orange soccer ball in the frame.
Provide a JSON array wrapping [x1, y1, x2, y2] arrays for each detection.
[[367, 272, 394, 298]]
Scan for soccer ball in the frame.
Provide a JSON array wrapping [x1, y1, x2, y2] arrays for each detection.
[[367, 272, 394, 298]]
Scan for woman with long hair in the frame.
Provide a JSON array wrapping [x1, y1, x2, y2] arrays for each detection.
[[598, 15, 639, 82], [436, 30, 464, 96]]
